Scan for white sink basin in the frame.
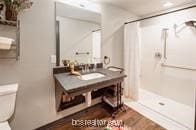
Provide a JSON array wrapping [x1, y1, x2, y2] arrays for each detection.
[[78, 73, 105, 81]]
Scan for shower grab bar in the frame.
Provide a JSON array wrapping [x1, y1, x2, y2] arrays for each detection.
[[163, 28, 169, 60], [161, 28, 196, 71], [161, 63, 196, 71]]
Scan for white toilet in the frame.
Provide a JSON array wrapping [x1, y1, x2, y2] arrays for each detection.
[[0, 84, 18, 130]]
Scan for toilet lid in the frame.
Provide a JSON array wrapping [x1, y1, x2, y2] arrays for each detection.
[[0, 122, 11, 130]]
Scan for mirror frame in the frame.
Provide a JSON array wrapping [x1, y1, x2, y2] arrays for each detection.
[[55, 20, 60, 66]]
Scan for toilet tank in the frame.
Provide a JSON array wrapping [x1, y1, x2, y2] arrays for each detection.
[[0, 84, 18, 122]]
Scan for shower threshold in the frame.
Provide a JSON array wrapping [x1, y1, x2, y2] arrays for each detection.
[[124, 89, 194, 130]]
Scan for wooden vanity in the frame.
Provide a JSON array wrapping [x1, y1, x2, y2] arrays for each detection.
[[53, 64, 126, 112]]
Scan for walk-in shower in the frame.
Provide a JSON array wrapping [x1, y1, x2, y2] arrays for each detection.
[[124, 5, 196, 130]]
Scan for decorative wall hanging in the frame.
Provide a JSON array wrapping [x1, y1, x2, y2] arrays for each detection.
[[0, 0, 33, 21]]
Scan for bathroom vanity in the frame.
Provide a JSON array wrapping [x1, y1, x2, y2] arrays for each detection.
[[53, 2, 127, 112], [53, 64, 126, 112]]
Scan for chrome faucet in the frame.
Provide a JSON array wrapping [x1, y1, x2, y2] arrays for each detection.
[[93, 63, 97, 71], [79, 63, 85, 73], [79, 63, 91, 73], [85, 64, 90, 72]]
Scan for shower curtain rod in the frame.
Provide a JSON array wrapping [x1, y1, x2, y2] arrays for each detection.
[[92, 29, 101, 32], [125, 4, 196, 24]]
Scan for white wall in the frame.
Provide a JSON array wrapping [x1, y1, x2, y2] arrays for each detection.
[[0, 0, 137, 130], [58, 16, 100, 65], [92, 30, 101, 61], [140, 7, 196, 107], [101, 4, 137, 68]]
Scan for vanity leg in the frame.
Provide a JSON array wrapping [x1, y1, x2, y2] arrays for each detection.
[[119, 83, 122, 108], [117, 83, 119, 110]]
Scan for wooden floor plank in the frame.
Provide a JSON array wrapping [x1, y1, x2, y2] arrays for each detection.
[[37, 104, 165, 130]]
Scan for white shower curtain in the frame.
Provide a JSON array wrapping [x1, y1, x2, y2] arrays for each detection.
[[124, 22, 141, 101]]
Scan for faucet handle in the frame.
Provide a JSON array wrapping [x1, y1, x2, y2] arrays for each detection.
[[93, 63, 97, 71], [79, 63, 85, 72], [85, 64, 91, 72]]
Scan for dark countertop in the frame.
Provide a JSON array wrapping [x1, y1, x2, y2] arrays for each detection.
[[54, 68, 126, 94]]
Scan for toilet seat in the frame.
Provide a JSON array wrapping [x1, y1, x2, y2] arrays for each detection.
[[0, 121, 11, 130]]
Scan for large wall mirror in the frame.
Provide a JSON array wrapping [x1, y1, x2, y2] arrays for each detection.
[[55, 2, 101, 66]]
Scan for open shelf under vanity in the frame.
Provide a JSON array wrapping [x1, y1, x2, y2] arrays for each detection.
[[59, 87, 109, 110]]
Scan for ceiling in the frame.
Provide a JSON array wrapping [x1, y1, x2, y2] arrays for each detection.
[[91, 0, 196, 16], [56, 2, 101, 24]]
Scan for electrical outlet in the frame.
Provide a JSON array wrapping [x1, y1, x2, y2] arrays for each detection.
[[51, 55, 56, 64]]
